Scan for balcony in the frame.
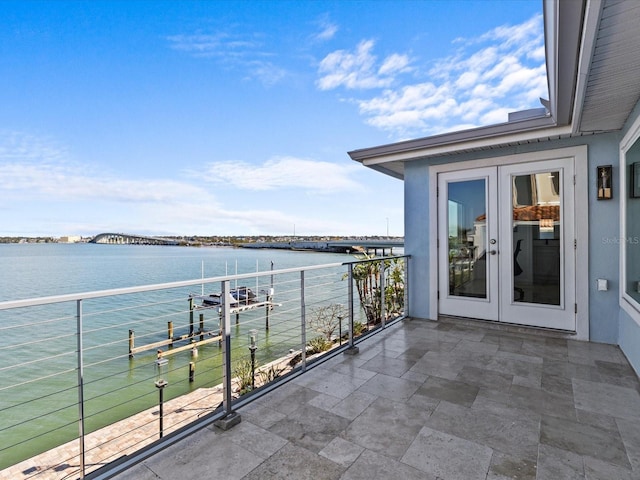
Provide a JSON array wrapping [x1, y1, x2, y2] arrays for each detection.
[[3, 254, 640, 479], [112, 318, 640, 480], [0, 256, 408, 479]]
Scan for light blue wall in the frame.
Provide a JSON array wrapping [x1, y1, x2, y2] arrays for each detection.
[[619, 310, 640, 376], [405, 160, 432, 319], [617, 99, 640, 376], [403, 134, 622, 342], [586, 136, 621, 344]]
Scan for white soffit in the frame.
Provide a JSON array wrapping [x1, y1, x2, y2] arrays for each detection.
[[577, 0, 640, 133]]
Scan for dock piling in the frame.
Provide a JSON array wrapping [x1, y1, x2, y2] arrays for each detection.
[[128, 330, 135, 358], [189, 361, 195, 382], [189, 297, 194, 336], [265, 298, 270, 330]]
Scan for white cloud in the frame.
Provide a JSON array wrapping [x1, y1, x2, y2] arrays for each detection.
[[0, 160, 215, 204], [479, 14, 544, 50], [197, 156, 364, 193], [316, 39, 411, 90], [312, 17, 339, 42], [247, 61, 288, 86], [358, 82, 461, 132], [166, 32, 271, 59], [0, 135, 290, 236], [0, 130, 68, 163], [0, 132, 217, 205], [167, 33, 234, 57], [455, 71, 479, 89], [324, 13, 547, 137], [167, 31, 287, 86], [528, 45, 546, 62], [378, 53, 411, 76], [0, 132, 383, 236]]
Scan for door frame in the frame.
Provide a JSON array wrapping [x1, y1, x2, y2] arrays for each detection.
[[428, 145, 589, 340], [437, 167, 499, 320]]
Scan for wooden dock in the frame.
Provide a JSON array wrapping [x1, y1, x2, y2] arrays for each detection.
[[129, 290, 280, 359]]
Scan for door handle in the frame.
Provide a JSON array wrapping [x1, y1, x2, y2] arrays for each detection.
[[490, 249, 498, 255]]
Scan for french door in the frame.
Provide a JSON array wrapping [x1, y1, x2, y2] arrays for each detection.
[[437, 158, 576, 331]]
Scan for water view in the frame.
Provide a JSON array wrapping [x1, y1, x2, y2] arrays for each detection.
[[0, 243, 360, 470], [0, 243, 351, 302]]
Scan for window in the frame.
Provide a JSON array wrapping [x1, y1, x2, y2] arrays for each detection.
[[621, 116, 640, 324]]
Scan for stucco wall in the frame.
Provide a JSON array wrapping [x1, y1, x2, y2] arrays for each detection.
[[403, 134, 621, 343], [619, 310, 640, 376], [405, 160, 432, 319], [618, 99, 640, 375], [586, 136, 621, 344]]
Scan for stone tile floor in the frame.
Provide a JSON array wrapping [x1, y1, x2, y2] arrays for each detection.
[[113, 318, 640, 480]]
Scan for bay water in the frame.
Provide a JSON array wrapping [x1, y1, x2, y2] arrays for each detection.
[[0, 243, 354, 468]]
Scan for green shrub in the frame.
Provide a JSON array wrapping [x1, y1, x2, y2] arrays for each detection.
[[259, 364, 285, 384], [233, 359, 255, 395], [307, 336, 332, 354]]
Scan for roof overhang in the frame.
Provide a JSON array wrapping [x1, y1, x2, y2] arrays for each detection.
[[348, 0, 588, 179], [350, 116, 571, 179]]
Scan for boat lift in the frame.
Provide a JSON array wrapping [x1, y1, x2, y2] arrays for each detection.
[[128, 286, 279, 359]]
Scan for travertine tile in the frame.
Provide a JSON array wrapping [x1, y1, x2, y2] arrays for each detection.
[[402, 426, 493, 480], [16, 319, 640, 480], [540, 415, 630, 469]]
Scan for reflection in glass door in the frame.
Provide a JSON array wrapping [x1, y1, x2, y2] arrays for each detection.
[[511, 171, 561, 305], [447, 179, 487, 299]]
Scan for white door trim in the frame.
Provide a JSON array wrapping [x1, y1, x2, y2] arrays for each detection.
[[437, 167, 499, 320], [428, 145, 589, 339]]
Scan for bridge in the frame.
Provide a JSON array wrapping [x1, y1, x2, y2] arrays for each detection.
[[240, 239, 403, 255], [89, 233, 179, 246], [326, 239, 403, 255]]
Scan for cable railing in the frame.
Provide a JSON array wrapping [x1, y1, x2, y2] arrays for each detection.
[[0, 254, 409, 480]]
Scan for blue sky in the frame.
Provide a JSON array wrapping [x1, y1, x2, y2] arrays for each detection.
[[0, 0, 546, 238]]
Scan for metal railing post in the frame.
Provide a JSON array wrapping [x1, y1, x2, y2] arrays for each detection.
[[404, 256, 409, 318], [214, 280, 241, 430], [300, 271, 306, 371], [380, 260, 386, 329], [345, 263, 359, 355], [76, 300, 86, 478]]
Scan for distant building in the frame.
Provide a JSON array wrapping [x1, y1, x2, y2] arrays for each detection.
[[59, 236, 82, 243]]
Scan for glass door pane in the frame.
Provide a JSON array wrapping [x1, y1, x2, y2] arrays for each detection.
[[511, 171, 561, 305], [447, 179, 487, 298]]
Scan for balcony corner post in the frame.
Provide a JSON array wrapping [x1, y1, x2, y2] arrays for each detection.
[[344, 263, 359, 356], [404, 256, 410, 318], [76, 299, 86, 478], [300, 271, 307, 371], [380, 260, 386, 329], [214, 280, 241, 431]]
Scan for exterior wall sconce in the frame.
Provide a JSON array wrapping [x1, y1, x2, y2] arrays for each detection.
[[597, 165, 612, 200]]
